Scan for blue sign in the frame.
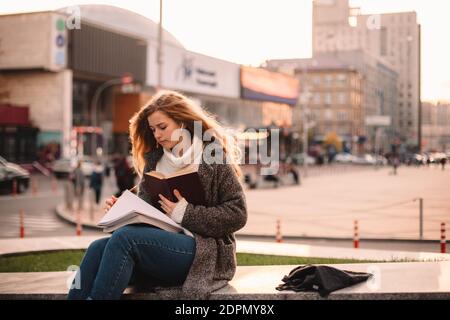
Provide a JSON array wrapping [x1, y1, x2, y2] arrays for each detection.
[[55, 51, 65, 66], [56, 34, 65, 47]]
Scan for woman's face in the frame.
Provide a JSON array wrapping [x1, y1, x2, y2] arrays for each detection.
[[148, 111, 182, 150]]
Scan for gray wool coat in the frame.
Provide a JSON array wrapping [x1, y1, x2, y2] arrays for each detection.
[[137, 144, 248, 299]]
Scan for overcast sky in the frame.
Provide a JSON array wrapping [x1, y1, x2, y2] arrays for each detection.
[[1, 0, 449, 101]]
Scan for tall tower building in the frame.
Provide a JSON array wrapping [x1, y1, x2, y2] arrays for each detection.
[[312, 0, 421, 150]]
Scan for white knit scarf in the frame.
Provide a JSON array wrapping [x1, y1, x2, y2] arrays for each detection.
[[161, 133, 204, 170]]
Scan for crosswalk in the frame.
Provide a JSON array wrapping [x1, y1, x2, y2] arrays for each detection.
[[0, 211, 66, 238]]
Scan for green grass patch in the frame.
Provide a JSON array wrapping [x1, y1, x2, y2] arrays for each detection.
[[0, 250, 86, 273], [236, 253, 378, 265], [0, 250, 381, 273]]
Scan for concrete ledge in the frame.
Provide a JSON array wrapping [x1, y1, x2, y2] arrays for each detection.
[[1, 262, 450, 300]]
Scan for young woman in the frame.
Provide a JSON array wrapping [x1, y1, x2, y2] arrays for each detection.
[[67, 90, 247, 300]]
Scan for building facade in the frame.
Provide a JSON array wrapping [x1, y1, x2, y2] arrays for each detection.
[[421, 101, 450, 152], [266, 52, 397, 154], [312, 0, 421, 150], [0, 6, 298, 163]]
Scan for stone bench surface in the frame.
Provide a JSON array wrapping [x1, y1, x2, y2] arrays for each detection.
[[1, 262, 450, 300]]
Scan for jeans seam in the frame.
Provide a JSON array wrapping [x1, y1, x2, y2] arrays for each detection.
[[105, 244, 132, 299], [132, 240, 195, 255]]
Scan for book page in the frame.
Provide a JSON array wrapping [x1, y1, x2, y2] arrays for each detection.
[[102, 215, 181, 234], [146, 163, 199, 180], [98, 190, 181, 229]]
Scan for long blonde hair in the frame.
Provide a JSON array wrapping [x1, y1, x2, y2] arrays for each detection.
[[129, 90, 242, 178]]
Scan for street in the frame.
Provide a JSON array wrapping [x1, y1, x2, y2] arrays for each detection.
[[242, 164, 450, 241], [1, 164, 449, 253]]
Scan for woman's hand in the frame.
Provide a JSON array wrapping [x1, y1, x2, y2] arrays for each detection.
[[104, 195, 118, 213], [158, 189, 184, 217]]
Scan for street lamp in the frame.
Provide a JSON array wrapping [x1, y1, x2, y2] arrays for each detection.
[[90, 74, 133, 156], [157, 0, 164, 90], [299, 84, 313, 177]]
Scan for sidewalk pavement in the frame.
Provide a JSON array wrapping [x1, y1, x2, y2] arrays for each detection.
[[2, 235, 450, 262], [55, 165, 450, 241]]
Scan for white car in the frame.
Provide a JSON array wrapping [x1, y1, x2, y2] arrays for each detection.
[[52, 157, 104, 178], [334, 153, 355, 163], [291, 154, 316, 165], [352, 154, 377, 165]]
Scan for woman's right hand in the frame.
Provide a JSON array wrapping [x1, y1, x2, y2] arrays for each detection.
[[104, 195, 118, 213]]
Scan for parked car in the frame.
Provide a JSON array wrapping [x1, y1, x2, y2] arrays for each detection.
[[0, 156, 30, 194], [51, 158, 75, 179], [352, 154, 377, 165], [52, 156, 104, 179], [334, 152, 355, 163], [406, 153, 426, 165], [429, 152, 447, 164], [291, 153, 316, 165]]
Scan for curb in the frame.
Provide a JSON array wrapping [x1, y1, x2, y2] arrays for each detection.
[[55, 204, 102, 230], [235, 234, 444, 244], [55, 203, 443, 244]]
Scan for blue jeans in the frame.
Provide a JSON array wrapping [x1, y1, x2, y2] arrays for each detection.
[[67, 224, 196, 300]]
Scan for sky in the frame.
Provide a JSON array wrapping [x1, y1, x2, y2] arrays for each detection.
[[1, 0, 449, 101]]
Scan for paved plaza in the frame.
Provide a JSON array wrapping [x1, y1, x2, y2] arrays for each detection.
[[242, 165, 450, 240]]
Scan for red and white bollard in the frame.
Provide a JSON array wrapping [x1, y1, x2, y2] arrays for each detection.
[[354, 220, 359, 249], [276, 219, 283, 243], [76, 209, 82, 236], [441, 222, 446, 254], [20, 209, 25, 238]]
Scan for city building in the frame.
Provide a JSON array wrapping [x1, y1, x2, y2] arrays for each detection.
[[0, 5, 298, 163], [266, 51, 397, 154], [312, 0, 421, 151], [266, 56, 363, 152], [421, 101, 450, 151]]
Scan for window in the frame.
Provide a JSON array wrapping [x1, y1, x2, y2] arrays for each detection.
[[324, 93, 332, 105], [313, 75, 321, 85], [338, 111, 348, 121], [337, 74, 347, 84], [338, 92, 347, 104], [313, 93, 321, 104]]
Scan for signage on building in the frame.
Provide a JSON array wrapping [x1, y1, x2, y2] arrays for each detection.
[[146, 45, 240, 98], [240, 66, 299, 106], [365, 115, 391, 126], [50, 15, 68, 70], [0, 12, 67, 71]]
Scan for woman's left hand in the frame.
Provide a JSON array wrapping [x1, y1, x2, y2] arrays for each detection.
[[158, 189, 184, 216]]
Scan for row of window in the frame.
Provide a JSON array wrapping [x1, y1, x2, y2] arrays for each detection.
[[309, 110, 360, 123], [305, 73, 350, 86], [309, 92, 361, 106]]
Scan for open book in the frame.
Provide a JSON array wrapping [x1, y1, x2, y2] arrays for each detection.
[[143, 164, 206, 211], [97, 190, 192, 236]]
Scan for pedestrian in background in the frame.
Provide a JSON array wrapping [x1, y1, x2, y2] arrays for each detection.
[[89, 160, 104, 206], [392, 156, 400, 175], [72, 161, 85, 210], [113, 156, 135, 197]]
